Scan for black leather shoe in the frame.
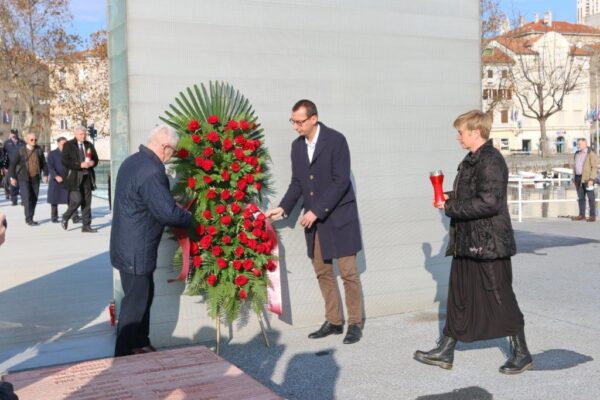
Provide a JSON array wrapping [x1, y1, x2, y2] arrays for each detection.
[[61, 218, 68, 230], [414, 336, 457, 370], [27, 221, 40, 226], [82, 226, 98, 233], [308, 321, 343, 339], [51, 218, 59, 223], [343, 324, 362, 344], [499, 330, 533, 374]]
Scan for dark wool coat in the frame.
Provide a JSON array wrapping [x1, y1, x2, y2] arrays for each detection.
[[61, 139, 99, 191], [279, 122, 362, 260], [8, 145, 48, 182], [46, 148, 69, 204], [110, 145, 193, 276], [444, 140, 516, 260]]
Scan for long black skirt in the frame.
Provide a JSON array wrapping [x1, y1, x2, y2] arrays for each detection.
[[443, 257, 524, 342]]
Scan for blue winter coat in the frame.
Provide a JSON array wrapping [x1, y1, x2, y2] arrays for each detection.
[[110, 145, 193, 276], [279, 122, 362, 260], [47, 149, 69, 204]]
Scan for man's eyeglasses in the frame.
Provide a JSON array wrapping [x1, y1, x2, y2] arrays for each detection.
[[289, 117, 312, 126], [28, 139, 37, 142]]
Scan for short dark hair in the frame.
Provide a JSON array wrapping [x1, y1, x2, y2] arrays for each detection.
[[56, 136, 67, 143], [292, 99, 318, 117]]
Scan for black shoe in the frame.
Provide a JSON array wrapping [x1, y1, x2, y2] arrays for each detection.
[[343, 324, 362, 344], [72, 215, 81, 223], [308, 321, 343, 339], [51, 218, 59, 223], [82, 226, 98, 233], [499, 330, 533, 374], [61, 218, 68, 230], [414, 336, 457, 370], [27, 221, 40, 226]]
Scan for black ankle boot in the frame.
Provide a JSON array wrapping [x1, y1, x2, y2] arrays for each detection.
[[414, 336, 456, 370], [499, 330, 533, 374]]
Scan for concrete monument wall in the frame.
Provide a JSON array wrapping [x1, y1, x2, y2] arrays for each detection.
[[108, 0, 481, 346]]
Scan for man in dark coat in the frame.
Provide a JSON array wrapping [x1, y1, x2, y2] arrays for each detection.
[[9, 132, 48, 225], [266, 99, 364, 344], [111, 125, 193, 357], [3, 130, 25, 205], [47, 137, 80, 223], [61, 126, 99, 233]]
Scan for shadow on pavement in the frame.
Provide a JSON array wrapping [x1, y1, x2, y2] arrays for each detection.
[[416, 386, 493, 400], [531, 349, 593, 371], [514, 230, 600, 254]]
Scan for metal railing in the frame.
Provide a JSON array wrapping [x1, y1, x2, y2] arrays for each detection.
[[508, 177, 599, 222]]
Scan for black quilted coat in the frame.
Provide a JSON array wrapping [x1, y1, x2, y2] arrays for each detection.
[[444, 140, 516, 260]]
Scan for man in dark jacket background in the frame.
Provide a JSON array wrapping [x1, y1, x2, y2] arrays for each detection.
[[111, 124, 193, 357], [266, 99, 364, 345], [4, 129, 25, 206], [9, 132, 48, 225], [61, 126, 99, 233]]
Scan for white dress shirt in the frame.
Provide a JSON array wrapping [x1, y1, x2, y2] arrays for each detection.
[[306, 125, 320, 163]]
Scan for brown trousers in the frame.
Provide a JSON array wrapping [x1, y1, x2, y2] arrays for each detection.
[[312, 231, 363, 325]]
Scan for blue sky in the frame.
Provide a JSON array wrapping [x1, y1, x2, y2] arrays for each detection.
[[500, 0, 576, 23], [68, 0, 107, 40]]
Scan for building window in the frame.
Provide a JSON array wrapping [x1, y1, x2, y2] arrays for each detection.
[[501, 110, 509, 123], [60, 119, 68, 130], [502, 70, 508, 78], [500, 138, 509, 150], [487, 70, 493, 78], [483, 89, 489, 100]]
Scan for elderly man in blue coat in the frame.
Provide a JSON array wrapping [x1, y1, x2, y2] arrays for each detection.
[[266, 99, 364, 344], [111, 125, 193, 357]]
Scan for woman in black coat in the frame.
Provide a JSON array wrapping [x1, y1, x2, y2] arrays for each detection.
[[47, 137, 70, 223], [414, 110, 532, 374]]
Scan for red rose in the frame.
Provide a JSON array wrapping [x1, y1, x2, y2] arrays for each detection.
[[207, 225, 217, 236], [212, 246, 222, 256], [237, 179, 247, 191], [243, 141, 256, 151], [178, 148, 189, 158], [252, 228, 264, 239], [233, 260, 242, 270], [203, 210, 212, 219], [266, 260, 277, 271], [194, 156, 204, 167], [192, 256, 202, 268], [203, 175, 213, 184], [257, 213, 265, 221], [215, 204, 226, 214], [227, 120, 239, 130], [261, 232, 269, 241], [192, 134, 201, 144], [235, 246, 245, 257], [239, 120, 250, 130], [255, 182, 262, 191], [246, 156, 258, 166], [256, 243, 266, 254], [206, 131, 219, 142], [234, 135, 246, 145], [238, 232, 248, 243], [243, 259, 253, 271], [221, 215, 232, 225], [253, 219, 264, 229], [230, 203, 241, 213], [187, 119, 200, 131], [217, 258, 227, 269], [255, 165, 262, 173], [191, 241, 199, 255], [248, 204, 259, 213], [244, 174, 254, 183], [222, 235, 231, 244], [239, 288, 247, 300], [247, 239, 257, 250], [207, 188, 217, 199], [231, 162, 241, 172], [187, 176, 196, 189], [220, 189, 231, 200], [243, 219, 253, 231], [234, 190, 245, 201], [254, 139, 261, 148], [195, 225, 205, 236], [221, 170, 230, 181], [207, 115, 219, 124], [203, 147, 214, 157], [235, 274, 249, 286], [252, 268, 262, 277], [207, 274, 217, 286], [222, 137, 233, 151], [234, 148, 244, 160], [201, 159, 213, 172], [200, 235, 212, 249]]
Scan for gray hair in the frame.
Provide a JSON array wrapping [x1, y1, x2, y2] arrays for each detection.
[[148, 124, 178, 147], [74, 125, 87, 133]]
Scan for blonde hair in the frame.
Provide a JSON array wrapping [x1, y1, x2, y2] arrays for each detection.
[[453, 110, 492, 140]]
